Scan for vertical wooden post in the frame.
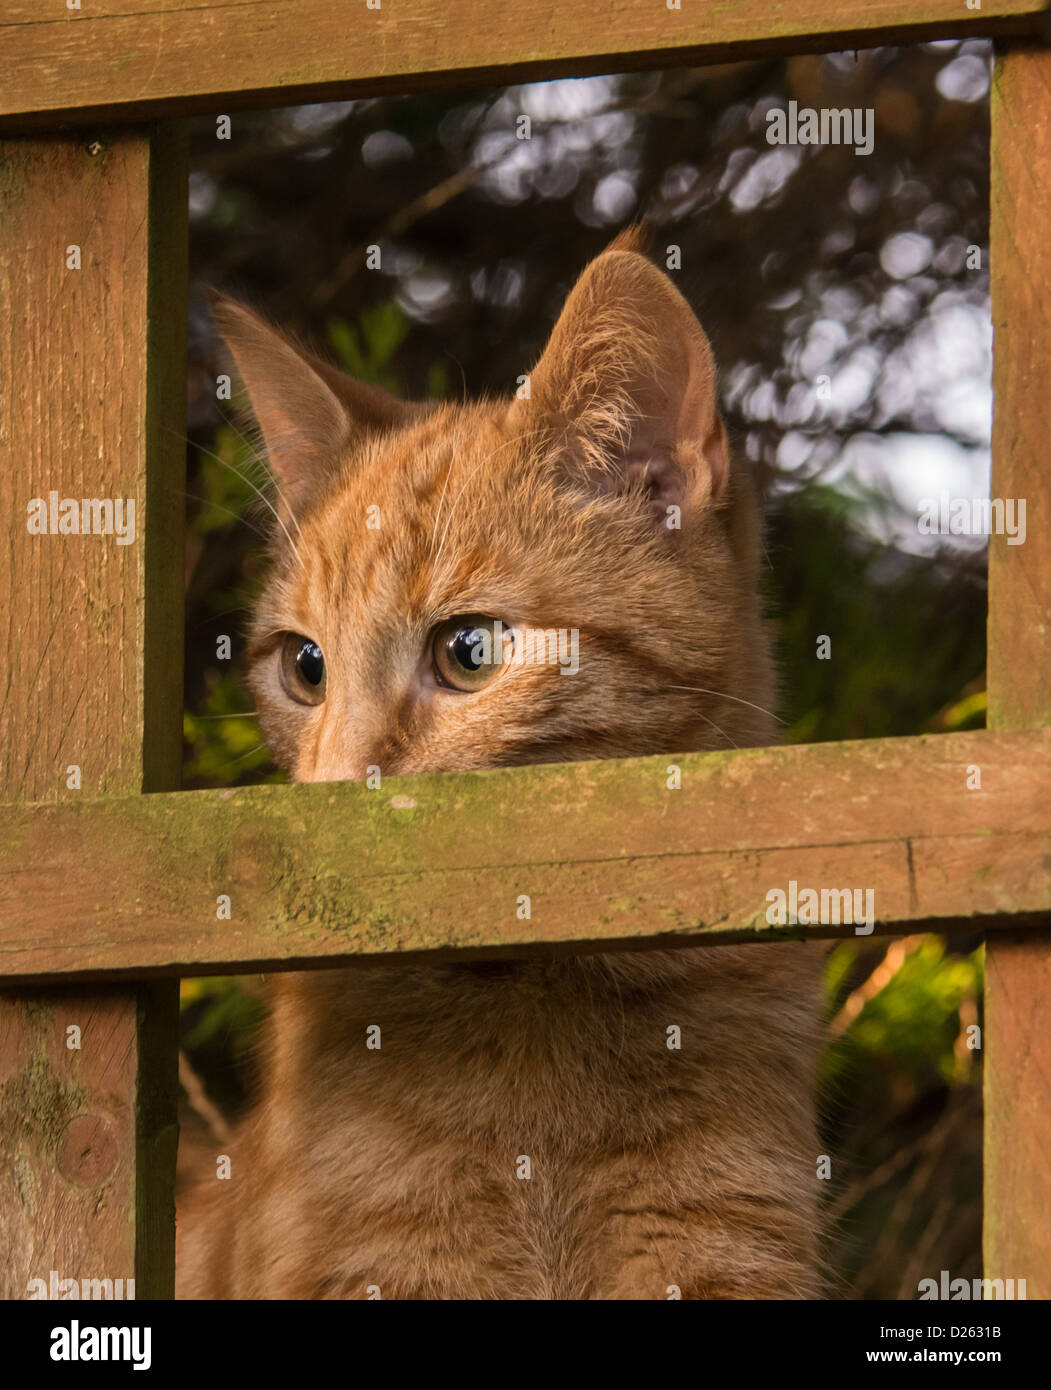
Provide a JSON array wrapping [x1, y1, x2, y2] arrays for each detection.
[[0, 127, 186, 1298], [985, 45, 1051, 1297]]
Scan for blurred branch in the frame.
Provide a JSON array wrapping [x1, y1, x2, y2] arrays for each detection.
[[179, 1049, 232, 1145], [828, 934, 926, 1041], [851, 1097, 968, 1298]]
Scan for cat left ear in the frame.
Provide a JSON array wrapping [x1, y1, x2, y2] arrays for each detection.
[[508, 243, 729, 527], [209, 292, 424, 513], [209, 292, 351, 509]]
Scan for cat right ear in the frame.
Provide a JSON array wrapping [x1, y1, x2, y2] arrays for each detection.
[[505, 240, 729, 529], [208, 292, 420, 512]]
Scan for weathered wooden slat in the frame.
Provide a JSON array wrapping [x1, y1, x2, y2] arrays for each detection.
[[0, 0, 1045, 126], [0, 128, 186, 1299], [985, 44, 1051, 1302], [0, 729, 1048, 982]]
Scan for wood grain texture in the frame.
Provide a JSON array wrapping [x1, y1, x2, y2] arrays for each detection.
[[0, 729, 1048, 982], [0, 0, 1046, 126], [985, 44, 1051, 1300], [0, 129, 186, 1299]]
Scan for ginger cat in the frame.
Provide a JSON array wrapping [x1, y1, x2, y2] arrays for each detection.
[[177, 229, 822, 1299]]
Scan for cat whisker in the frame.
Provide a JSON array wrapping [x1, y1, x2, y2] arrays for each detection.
[[444, 350, 469, 405], [219, 411, 272, 476], [183, 492, 273, 545], [212, 742, 268, 772], [427, 462, 456, 564], [193, 711, 260, 719], [667, 685, 787, 726], [222, 419, 292, 528], [693, 710, 741, 750], [168, 425, 306, 567], [431, 438, 519, 570], [431, 428, 544, 570], [189, 604, 251, 626], [606, 963, 629, 1063]]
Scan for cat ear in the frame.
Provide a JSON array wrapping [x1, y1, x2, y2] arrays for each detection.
[[508, 243, 728, 525], [209, 292, 420, 510]]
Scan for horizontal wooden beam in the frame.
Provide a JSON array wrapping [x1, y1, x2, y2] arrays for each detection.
[[1, 729, 1049, 982], [0, 1, 1046, 128]]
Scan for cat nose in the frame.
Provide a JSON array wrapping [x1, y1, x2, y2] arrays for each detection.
[[296, 745, 374, 783], [303, 762, 371, 783], [304, 717, 385, 783]]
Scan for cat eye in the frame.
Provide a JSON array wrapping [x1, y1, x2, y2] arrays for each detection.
[[432, 615, 512, 693], [279, 633, 327, 706]]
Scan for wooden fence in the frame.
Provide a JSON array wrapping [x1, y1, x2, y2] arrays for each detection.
[[0, 1, 1049, 1300]]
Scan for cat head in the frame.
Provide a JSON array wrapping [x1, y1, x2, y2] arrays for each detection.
[[212, 229, 774, 783]]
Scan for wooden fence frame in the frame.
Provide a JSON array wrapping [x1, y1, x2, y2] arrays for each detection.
[[1, 2, 1049, 1300]]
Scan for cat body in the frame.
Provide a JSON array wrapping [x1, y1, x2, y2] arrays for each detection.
[[181, 950, 819, 1299], [177, 230, 821, 1299]]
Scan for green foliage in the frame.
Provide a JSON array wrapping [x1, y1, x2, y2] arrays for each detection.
[[326, 300, 411, 392], [180, 977, 267, 1052], [820, 936, 984, 1295], [183, 670, 278, 786], [180, 978, 267, 1118], [823, 938, 984, 1092], [769, 488, 986, 744]]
